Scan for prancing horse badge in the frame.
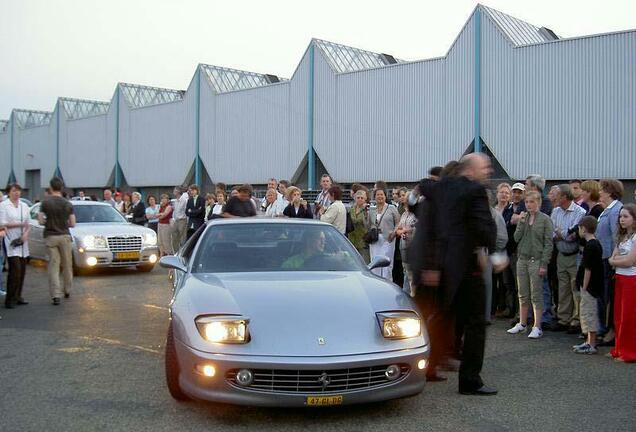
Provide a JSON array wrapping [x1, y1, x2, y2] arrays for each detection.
[[318, 337, 326, 345]]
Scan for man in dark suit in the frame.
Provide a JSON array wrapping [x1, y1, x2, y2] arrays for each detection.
[[130, 192, 146, 226], [186, 184, 205, 239], [414, 154, 502, 396]]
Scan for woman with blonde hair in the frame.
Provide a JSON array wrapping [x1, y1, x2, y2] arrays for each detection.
[[508, 191, 554, 339], [348, 189, 371, 263], [263, 188, 285, 217], [283, 186, 313, 219]]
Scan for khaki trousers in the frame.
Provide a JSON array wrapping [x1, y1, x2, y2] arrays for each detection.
[[45, 235, 73, 299], [171, 219, 187, 253], [158, 223, 173, 255], [516, 257, 544, 309], [556, 252, 580, 326]]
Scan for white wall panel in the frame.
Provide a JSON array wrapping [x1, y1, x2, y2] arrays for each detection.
[[119, 94, 194, 187], [483, 14, 636, 180], [14, 122, 55, 187], [0, 131, 10, 185], [60, 110, 113, 188], [208, 83, 293, 184]]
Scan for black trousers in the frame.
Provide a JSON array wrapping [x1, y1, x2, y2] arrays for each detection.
[[454, 268, 487, 392], [5, 256, 27, 306], [414, 288, 449, 375]]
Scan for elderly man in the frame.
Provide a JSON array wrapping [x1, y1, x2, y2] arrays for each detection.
[[103, 189, 116, 208], [551, 184, 586, 333], [130, 192, 146, 226], [260, 178, 283, 210]]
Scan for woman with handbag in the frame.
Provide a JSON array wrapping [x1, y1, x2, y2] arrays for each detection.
[[0, 184, 31, 309], [368, 188, 400, 281]]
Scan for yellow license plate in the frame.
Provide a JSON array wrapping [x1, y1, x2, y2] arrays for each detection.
[[306, 395, 343, 406], [114, 251, 140, 260]]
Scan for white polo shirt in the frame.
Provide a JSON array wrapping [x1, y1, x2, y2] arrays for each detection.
[[0, 199, 30, 257]]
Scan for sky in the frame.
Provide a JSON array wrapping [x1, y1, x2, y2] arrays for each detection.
[[1, 0, 635, 119]]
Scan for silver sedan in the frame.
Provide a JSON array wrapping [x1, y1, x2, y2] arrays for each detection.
[[161, 218, 429, 407], [28, 201, 160, 272]]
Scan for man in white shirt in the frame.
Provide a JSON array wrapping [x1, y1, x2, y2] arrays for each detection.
[[171, 186, 189, 252], [260, 178, 284, 210]]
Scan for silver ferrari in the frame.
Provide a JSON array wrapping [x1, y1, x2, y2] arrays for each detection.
[[160, 218, 429, 407], [28, 201, 160, 273]]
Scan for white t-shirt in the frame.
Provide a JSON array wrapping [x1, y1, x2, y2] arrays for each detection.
[[173, 193, 189, 220], [0, 199, 30, 257], [616, 234, 636, 276]]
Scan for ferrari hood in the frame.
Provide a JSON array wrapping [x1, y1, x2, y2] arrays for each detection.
[[172, 271, 426, 357]]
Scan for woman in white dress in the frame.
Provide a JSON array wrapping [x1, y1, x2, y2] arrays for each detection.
[[0, 184, 31, 308], [369, 188, 400, 281]]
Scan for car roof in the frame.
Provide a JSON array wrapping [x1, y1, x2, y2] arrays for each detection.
[[206, 217, 331, 227], [70, 200, 111, 207]]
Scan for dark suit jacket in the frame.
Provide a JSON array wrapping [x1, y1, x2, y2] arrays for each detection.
[[186, 196, 205, 231], [131, 201, 146, 225], [283, 203, 313, 219], [411, 176, 496, 309]]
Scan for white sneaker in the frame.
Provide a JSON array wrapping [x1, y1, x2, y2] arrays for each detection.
[[507, 323, 527, 334], [528, 327, 543, 339]]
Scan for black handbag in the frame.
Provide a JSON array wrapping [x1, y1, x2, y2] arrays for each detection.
[[363, 207, 386, 245], [345, 211, 354, 235]]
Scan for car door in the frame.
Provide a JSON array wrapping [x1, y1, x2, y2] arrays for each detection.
[[28, 203, 46, 260]]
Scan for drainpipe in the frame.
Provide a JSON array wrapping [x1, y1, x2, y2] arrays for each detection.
[[307, 43, 316, 190], [9, 111, 16, 184], [474, 7, 482, 153], [115, 86, 121, 189], [195, 66, 201, 187]]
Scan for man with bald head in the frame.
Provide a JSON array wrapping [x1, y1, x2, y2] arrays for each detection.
[[417, 153, 500, 396]]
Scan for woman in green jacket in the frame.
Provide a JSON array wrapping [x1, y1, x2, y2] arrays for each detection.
[[348, 190, 371, 264], [508, 191, 554, 339]]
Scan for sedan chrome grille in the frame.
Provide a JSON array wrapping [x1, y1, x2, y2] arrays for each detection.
[[226, 364, 409, 394], [107, 236, 142, 252]]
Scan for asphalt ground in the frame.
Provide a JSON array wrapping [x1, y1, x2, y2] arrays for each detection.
[[1, 263, 635, 432]]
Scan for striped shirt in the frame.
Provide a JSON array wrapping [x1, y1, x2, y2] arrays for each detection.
[[551, 201, 586, 254]]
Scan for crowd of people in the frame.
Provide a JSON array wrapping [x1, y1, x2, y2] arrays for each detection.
[[1, 163, 634, 387]]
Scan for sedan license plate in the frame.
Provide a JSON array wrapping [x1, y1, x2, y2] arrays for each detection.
[[306, 395, 343, 406], [114, 251, 140, 260]]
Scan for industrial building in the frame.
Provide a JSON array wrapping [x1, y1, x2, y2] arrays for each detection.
[[1, 4, 635, 201]]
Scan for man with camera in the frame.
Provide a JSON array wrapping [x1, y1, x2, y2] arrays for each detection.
[[39, 177, 76, 306], [0, 184, 31, 309]]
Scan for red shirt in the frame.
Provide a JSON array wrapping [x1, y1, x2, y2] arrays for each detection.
[[158, 204, 172, 224]]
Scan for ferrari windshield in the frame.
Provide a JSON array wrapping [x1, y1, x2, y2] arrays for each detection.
[[192, 223, 364, 273], [74, 205, 127, 224]]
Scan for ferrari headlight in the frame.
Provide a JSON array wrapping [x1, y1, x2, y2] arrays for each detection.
[[377, 312, 421, 339], [143, 231, 157, 246], [79, 235, 108, 250], [195, 316, 249, 344]]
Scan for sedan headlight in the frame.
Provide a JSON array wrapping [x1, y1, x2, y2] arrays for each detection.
[[377, 312, 421, 339], [143, 231, 157, 246], [79, 235, 108, 250], [195, 316, 249, 344]]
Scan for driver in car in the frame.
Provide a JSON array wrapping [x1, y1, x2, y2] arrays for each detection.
[[281, 230, 326, 270]]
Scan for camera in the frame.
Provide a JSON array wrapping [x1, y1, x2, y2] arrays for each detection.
[[10, 238, 24, 248]]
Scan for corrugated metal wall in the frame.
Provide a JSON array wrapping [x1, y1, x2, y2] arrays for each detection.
[[13, 121, 56, 188], [4, 6, 635, 189], [119, 89, 194, 187], [59, 108, 113, 188], [314, 15, 474, 183], [482, 14, 636, 180], [207, 83, 294, 184], [0, 130, 10, 185]]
